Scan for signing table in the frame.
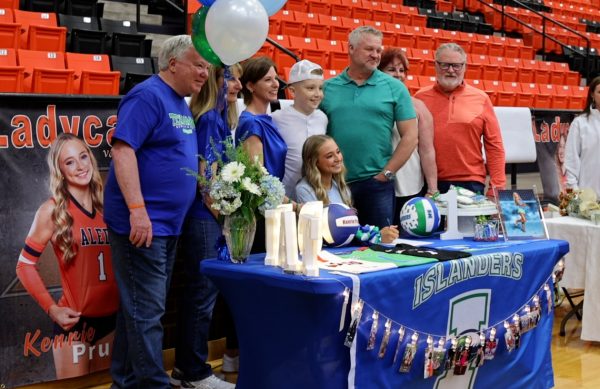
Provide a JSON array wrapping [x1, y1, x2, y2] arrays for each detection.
[[203, 238, 568, 389], [545, 216, 600, 342]]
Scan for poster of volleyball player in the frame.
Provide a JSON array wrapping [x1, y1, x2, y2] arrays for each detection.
[[0, 98, 116, 387]]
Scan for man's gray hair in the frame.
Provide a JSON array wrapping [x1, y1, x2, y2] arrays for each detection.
[[348, 26, 383, 47], [435, 43, 466, 61], [157, 35, 194, 71]]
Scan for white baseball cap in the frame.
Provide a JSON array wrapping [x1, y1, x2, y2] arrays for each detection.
[[288, 59, 324, 84]]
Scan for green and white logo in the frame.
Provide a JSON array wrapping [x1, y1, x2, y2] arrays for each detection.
[[434, 289, 491, 389]]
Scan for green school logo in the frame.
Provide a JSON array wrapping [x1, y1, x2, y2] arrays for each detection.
[[434, 289, 491, 389]]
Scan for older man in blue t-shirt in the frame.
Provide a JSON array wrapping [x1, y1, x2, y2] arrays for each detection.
[[320, 26, 418, 228], [103, 35, 210, 389]]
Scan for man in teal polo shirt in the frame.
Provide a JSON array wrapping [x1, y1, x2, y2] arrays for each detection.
[[320, 26, 418, 228]]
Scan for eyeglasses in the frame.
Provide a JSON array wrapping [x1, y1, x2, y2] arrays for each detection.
[[436, 61, 465, 71]]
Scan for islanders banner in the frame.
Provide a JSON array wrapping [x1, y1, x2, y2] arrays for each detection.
[[0, 94, 118, 388]]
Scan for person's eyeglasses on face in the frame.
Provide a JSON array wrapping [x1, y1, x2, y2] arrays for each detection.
[[436, 61, 465, 71]]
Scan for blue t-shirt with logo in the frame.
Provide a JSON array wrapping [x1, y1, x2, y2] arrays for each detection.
[[104, 75, 198, 236]]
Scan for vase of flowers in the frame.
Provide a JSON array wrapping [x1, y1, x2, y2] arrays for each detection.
[[223, 212, 256, 263], [204, 140, 285, 263]]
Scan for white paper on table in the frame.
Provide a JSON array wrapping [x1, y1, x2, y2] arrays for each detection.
[[392, 238, 433, 246]]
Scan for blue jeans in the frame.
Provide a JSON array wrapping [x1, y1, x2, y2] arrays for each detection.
[[349, 177, 395, 227], [108, 229, 178, 389], [174, 216, 221, 381]]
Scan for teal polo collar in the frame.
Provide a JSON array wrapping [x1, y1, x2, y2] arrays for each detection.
[[334, 68, 383, 86]]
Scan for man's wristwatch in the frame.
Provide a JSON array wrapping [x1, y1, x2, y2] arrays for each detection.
[[382, 170, 395, 181]]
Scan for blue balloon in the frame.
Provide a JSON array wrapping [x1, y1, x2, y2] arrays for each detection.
[[259, 0, 287, 16], [199, 0, 215, 6]]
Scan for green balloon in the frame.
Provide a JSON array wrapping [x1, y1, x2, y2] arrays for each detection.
[[191, 7, 222, 66]]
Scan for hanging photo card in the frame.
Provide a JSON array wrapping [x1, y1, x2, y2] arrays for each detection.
[[495, 189, 548, 240]]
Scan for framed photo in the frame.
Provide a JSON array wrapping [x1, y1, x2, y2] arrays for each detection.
[[495, 189, 548, 240]]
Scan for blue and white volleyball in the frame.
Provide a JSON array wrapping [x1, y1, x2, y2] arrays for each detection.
[[322, 203, 360, 247], [400, 197, 441, 237]]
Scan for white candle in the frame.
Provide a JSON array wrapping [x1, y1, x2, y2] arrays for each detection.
[[264, 209, 281, 266], [277, 203, 293, 266], [283, 210, 302, 273], [302, 215, 321, 277]]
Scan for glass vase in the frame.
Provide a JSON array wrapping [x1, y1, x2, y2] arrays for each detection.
[[223, 212, 256, 263]]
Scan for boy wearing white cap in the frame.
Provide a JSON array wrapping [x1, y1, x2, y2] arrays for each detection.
[[271, 59, 328, 198]]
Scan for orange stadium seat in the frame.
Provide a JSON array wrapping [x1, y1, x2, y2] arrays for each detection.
[[0, 7, 14, 22], [316, 38, 347, 70], [464, 32, 486, 55], [288, 36, 328, 68], [466, 54, 485, 80], [270, 35, 295, 73], [0, 47, 25, 92], [318, 14, 349, 41], [476, 34, 504, 57], [551, 84, 571, 110], [483, 80, 502, 104], [307, 0, 331, 16], [18, 49, 74, 93], [295, 11, 329, 40], [0, 21, 19, 48], [0, 0, 18, 8], [417, 75, 436, 89], [404, 74, 419, 95], [277, 10, 304, 37], [65, 52, 120, 95], [569, 86, 587, 110], [533, 60, 552, 84], [14, 9, 66, 51], [535, 83, 553, 109], [518, 83, 537, 108], [515, 59, 536, 84], [350, 1, 372, 21], [330, 0, 352, 19], [283, 0, 307, 13], [496, 81, 520, 107], [410, 48, 435, 76]]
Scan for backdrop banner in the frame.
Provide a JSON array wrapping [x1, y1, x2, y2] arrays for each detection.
[[0, 94, 118, 388], [531, 110, 577, 204]]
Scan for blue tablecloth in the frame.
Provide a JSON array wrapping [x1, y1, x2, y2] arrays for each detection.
[[202, 238, 569, 389]]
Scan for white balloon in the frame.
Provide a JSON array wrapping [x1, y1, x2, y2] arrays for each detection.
[[206, 0, 269, 65]]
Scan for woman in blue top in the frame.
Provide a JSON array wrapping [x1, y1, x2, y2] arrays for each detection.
[[171, 64, 242, 389], [235, 57, 287, 181]]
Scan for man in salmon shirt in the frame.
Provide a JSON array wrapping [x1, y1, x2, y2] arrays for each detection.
[[415, 43, 506, 197]]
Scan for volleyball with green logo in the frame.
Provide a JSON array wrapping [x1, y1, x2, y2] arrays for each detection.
[[400, 197, 440, 237]]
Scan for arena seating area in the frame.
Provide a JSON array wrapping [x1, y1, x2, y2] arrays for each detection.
[[2, 0, 600, 108], [0, 0, 154, 94]]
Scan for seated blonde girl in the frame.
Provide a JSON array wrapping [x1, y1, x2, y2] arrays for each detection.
[[295, 135, 399, 244]]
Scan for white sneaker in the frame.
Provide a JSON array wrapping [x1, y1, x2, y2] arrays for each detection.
[[181, 374, 235, 389], [170, 367, 185, 387], [221, 355, 239, 373]]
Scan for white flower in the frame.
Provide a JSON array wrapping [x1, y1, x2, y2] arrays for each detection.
[[241, 177, 261, 195], [260, 165, 269, 175], [221, 161, 245, 183]]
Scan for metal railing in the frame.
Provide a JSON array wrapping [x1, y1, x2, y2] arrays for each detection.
[[463, 0, 592, 80]]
